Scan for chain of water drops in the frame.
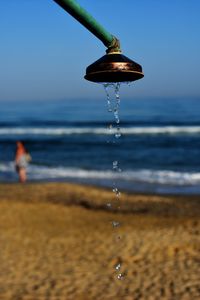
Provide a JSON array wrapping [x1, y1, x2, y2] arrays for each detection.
[[103, 83, 124, 280], [104, 83, 121, 139]]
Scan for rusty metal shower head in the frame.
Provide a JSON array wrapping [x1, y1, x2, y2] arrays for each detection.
[[84, 53, 144, 83]]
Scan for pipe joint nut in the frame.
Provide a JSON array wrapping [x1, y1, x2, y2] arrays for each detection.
[[106, 36, 121, 54]]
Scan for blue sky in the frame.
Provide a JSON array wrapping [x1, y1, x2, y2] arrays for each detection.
[[0, 0, 200, 101]]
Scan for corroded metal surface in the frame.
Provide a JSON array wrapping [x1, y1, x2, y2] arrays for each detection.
[[85, 53, 144, 82]]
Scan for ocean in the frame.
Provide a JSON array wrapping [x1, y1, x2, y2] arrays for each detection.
[[1, 92, 200, 195]]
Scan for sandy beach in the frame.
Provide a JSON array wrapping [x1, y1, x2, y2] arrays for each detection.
[[0, 183, 200, 300]]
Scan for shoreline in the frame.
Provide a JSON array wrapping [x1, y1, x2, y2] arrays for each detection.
[[1, 181, 200, 217], [1, 179, 200, 197]]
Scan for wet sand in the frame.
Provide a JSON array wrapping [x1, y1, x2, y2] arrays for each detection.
[[0, 183, 200, 300]]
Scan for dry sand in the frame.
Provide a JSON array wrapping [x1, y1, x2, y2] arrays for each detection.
[[0, 183, 200, 300]]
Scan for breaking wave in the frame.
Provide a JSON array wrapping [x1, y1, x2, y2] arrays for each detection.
[[1, 162, 200, 186], [1, 126, 200, 136]]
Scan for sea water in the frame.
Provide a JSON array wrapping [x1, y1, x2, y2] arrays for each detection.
[[1, 97, 200, 195]]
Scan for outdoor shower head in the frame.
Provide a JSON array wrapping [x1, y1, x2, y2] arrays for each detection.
[[84, 53, 144, 83], [53, 0, 144, 83]]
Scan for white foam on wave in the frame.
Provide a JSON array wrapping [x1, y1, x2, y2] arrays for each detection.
[[1, 162, 200, 186], [0, 162, 14, 172], [1, 126, 200, 136], [125, 169, 200, 185], [125, 126, 200, 135]]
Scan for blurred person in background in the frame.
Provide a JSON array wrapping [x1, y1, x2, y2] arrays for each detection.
[[15, 141, 31, 183]]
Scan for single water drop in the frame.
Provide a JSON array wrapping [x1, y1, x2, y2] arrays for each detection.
[[115, 132, 121, 139], [113, 160, 118, 170], [115, 263, 121, 271], [112, 221, 120, 228]]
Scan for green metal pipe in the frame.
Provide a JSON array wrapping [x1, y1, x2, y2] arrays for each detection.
[[53, 0, 121, 52]]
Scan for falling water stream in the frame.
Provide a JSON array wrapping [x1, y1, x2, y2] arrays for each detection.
[[103, 82, 129, 280], [104, 83, 121, 139]]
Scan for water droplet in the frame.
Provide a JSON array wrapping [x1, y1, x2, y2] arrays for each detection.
[[113, 161, 118, 170], [113, 188, 121, 198], [115, 263, 121, 271], [116, 119, 120, 125], [112, 221, 120, 228], [115, 132, 121, 138], [117, 273, 124, 280], [106, 203, 112, 208]]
